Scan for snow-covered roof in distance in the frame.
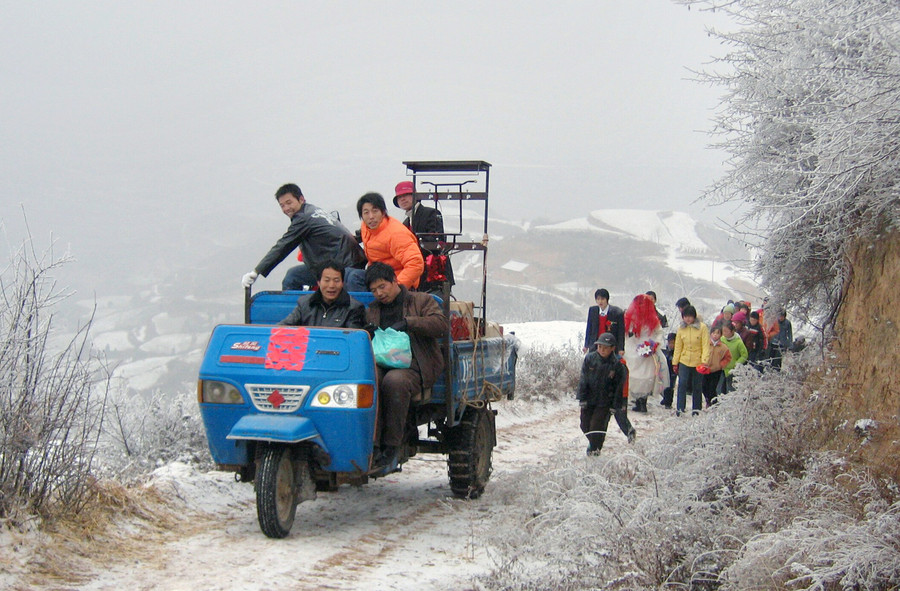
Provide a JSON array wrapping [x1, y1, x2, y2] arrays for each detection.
[[501, 260, 529, 272]]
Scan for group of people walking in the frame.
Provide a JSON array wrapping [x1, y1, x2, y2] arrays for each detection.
[[578, 289, 794, 455]]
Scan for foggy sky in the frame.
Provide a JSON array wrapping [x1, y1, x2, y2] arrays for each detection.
[[1, 1, 729, 280]]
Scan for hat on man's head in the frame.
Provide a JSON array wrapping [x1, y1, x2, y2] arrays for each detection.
[[723, 304, 735, 314], [732, 311, 747, 325], [393, 181, 415, 207], [594, 332, 616, 348]]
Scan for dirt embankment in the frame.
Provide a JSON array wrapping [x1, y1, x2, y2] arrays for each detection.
[[826, 228, 900, 484]]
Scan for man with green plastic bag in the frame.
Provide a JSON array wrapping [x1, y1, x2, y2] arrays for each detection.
[[364, 262, 447, 473]]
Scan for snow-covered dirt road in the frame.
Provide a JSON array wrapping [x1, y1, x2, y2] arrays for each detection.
[[33, 399, 666, 591]]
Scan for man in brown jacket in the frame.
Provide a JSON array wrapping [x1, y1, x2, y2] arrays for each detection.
[[365, 262, 447, 472]]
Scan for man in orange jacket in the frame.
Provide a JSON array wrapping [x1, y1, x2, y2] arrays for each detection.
[[357, 192, 424, 289]]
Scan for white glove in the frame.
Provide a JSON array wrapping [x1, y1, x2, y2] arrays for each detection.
[[241, 271, 259, 288]]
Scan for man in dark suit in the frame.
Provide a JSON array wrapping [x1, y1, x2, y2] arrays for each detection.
[[393, 181, 454, 293], [583, 288, 626, 355]]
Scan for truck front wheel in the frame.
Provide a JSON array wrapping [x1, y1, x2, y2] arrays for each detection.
[[256, 446, 302, 538], [447, 406, 495, 499]]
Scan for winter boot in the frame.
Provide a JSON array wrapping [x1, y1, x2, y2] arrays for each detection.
[[374, 445, 400, 474]]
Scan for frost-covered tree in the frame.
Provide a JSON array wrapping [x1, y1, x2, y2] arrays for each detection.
[[0, 232, 111, 519], [680, 0, 900, 329]]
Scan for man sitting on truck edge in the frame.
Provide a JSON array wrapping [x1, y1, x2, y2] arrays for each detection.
[[241, 183, 368, 292], [364, 262, 447, 472], [278, 260, 366, 329]]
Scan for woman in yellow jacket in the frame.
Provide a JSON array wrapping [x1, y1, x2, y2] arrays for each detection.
[[672, 305, 710, 416], [357, 192, 424, 289]]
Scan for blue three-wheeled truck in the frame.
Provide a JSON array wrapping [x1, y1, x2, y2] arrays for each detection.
[[198, 161, 518, 538]]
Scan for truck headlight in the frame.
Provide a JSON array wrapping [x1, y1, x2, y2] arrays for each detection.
[[199, 380, 244, 404], [311, 384, 374, 409], [333, 385, 354, 406]]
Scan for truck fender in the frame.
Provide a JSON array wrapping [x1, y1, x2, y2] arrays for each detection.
[[227, 415, 328, 451]]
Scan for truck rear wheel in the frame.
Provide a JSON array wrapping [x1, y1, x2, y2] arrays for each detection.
[[256, 446, 299, 538], [447, 406, 495, 499]]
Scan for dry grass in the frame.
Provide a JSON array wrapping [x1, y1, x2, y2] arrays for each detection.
[[3, 477, 216, 589]]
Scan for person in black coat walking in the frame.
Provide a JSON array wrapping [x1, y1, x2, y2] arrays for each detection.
[[582, 288, 634, 442], [577, 332, 630, 455], [279, 261, 365, 328]]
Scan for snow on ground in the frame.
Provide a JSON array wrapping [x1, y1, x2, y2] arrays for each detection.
[[3, 322, 673, 590], [592, 209, 708, 253], [668, 256, 717, 284], [534, 216, 620, 234], [92, 330, 134, 352], [111, 355, 177, 391], [151, 312, 190, 334], [503, 321, 583, 352], [138, 333, 196, 355], [64, 397, 669, 591]]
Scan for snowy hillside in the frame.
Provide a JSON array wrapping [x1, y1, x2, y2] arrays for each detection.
[[470, 208, 757, 324], [535, 209, 749, 285]]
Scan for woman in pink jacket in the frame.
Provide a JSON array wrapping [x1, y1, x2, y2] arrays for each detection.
[[357, 192, 424, 289]]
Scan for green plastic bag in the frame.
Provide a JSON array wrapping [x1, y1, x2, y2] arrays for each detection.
[[372, 327, 412, 369]]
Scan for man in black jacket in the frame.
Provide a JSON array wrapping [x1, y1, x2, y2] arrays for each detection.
[[583, 288, 635, 443], [577, 332, 629, 455], [279, 261, 365, 329], [393, 181, 454, 294], [241, 183, 367, 292]]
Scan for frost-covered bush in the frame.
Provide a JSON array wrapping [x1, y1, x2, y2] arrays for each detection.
[[678, 0, 900, 330], [102, 388, 211, 478], [0, 237, 110, 520], [513, 339, 583, 402], [478, 360, 900, 590]]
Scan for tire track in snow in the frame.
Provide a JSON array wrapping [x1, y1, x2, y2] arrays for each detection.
[[65, 401, 670, 591]]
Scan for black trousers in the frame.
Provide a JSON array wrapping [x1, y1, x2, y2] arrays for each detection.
[[702, 370, 725, 407], [614, 407, 634, 437], [375, 367, 420, 447], [580, 404, 613, 452]]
